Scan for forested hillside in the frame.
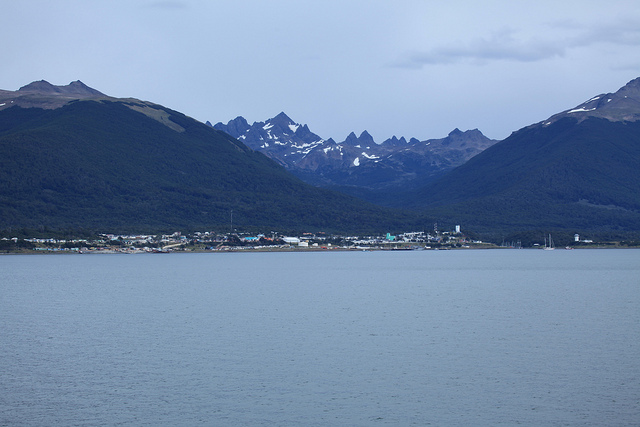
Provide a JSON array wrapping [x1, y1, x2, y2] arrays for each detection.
[[408, 117, 640, 237], [0, 100, 417, 233]]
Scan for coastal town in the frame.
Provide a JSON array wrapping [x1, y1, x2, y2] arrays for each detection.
[[1, 227, 497, 253], [2, 227, 628, 254]]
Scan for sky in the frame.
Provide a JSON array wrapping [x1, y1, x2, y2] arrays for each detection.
[[3, 0, 640, 142]]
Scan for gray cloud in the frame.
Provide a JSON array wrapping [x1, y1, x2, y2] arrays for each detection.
[[396, 18, 640, 69], [566, 18, 640, 48]]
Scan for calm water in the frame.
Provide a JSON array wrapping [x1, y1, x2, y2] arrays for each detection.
[[1, 249, 639, 426]]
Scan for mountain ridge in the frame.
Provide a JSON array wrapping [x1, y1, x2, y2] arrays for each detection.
[[212, 113, 498, 194]]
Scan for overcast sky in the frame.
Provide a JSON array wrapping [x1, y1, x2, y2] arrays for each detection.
[[3, 0, 640, 141]]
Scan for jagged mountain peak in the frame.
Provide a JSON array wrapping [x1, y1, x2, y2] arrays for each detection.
[[382, 136, 409, 146], [213, 113, 325, 165], [359, 130, 374, 142], [262, 112, 303, 135], [446, 128, 484, 139], [344, 131, 358, 143], [269, 111, 294, 124], [342, 130, 375, 146], [261, 112, 312, 137], [212, 116, 250, 138]]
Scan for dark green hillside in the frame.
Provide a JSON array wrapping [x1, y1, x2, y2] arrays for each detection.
[[0, 101, 415, 233], [408, 117, 640, 237]]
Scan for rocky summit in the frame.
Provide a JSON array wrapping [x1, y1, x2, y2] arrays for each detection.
[[542, 77, 640, 126], [0, 80, 107, 110]]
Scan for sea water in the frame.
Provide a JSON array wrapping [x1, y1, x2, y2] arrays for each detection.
[[1, 249, 639, 425]]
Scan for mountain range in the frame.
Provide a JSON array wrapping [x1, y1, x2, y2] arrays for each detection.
[[1, 78, 639, 241], [211, 113, 497, 199]]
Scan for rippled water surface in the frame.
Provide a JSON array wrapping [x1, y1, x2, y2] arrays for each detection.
[[1, 249, 639, 425]]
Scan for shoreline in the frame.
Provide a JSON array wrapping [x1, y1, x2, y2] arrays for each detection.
[[2, 244, 638, 255]]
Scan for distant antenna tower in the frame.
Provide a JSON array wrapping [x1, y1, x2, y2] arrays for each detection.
[[434, 222, 438, 236], [230, 209, 233, 232]]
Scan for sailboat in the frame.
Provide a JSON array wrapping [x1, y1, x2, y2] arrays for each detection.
[[544, 234, 555, 250]]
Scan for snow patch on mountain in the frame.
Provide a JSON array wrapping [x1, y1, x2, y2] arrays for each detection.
[[542, 77, 640, 126]]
